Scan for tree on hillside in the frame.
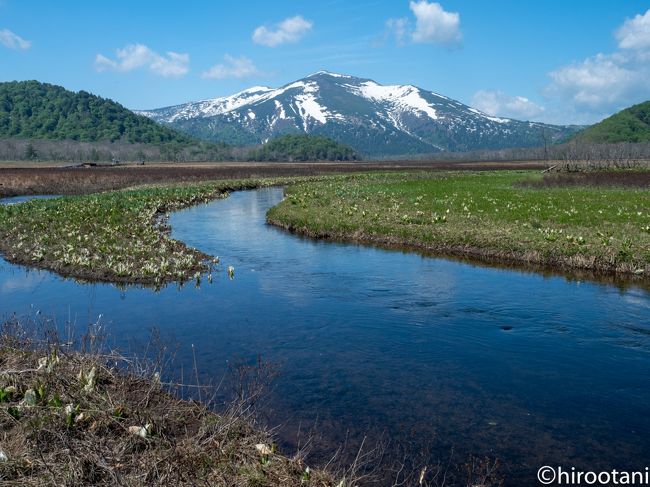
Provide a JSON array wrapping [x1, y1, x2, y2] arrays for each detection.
[[24, 142, 38, 160]]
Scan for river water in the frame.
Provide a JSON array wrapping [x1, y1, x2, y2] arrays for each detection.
[[1, 188, 649, 485]]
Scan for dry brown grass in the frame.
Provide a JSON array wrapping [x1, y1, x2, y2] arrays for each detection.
[[0, 161, 546, 198], [523, 171, 650, 188], [0, 318, 508, 487], [0, 318, 338, 487]]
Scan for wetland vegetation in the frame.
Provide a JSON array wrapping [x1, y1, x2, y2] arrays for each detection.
[[0, 318, 339, 487], [1, 166, 649, 486], [268, 171, 650, 279], [0, 177, 311, 286], [1, 168, 648, 287]]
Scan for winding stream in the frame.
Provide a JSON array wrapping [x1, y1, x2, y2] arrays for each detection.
[[1, 188, 650, 485]]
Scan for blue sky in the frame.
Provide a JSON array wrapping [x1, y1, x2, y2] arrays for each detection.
[[2, 1, 650, 124]]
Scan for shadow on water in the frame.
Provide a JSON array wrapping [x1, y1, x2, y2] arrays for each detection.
[[1, 188, 650, 485]]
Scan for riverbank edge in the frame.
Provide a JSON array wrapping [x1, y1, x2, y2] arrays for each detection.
[[0, 322, 337, 486], [266, 218, 649, 285]]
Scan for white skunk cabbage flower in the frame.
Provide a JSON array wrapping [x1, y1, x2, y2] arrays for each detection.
[[129, 423, 152, 438], [78, 366, 96, 393], [37, 353, 59, 373], [255, 443, 272, 455]]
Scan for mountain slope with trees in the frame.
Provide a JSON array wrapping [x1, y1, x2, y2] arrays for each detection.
[[573, 100, 650, 144], [0, 80, 197, 144], [0, 81, 364, 162]]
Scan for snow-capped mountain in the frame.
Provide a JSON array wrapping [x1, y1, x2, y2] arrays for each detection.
[[137, 71, 578, 156]]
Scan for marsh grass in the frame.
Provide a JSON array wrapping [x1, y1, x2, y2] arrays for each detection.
[[2, 169, 648, 286], [0, 178, 308, 286], [267, 171, 650, 278], [522, 171, 650, 189], [0, 317, 343, 487], [0, 162, 546, 198]]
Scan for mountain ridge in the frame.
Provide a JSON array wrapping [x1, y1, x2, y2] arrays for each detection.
[[137, 71, 580, 156], [0, 80, 194, 145], [571, 100, 650, 144]]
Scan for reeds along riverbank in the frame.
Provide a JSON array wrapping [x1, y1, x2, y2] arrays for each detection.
[[0, 317, 510, 487], [0, 161, 546, 198], [0, 318, 343, 487]]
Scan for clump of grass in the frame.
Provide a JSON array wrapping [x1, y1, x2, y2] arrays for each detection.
[[267, 171, 650, 279], [0, 318, 338, 487]]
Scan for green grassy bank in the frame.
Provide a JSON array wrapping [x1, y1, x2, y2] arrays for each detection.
[[267, 171, 650, 278], [0, 178, 303, 286]]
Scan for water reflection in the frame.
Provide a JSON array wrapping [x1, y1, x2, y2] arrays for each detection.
[[0, 195, 61, 205]]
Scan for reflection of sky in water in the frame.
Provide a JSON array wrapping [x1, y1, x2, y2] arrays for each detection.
[[1, 187, 650, 485], [0, 268, 51, 293], [0, 195, 61, 205]]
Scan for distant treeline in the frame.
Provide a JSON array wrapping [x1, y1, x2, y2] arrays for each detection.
[[247, 134, 359, 162], [0, 138, 233, 163], [4, 137, 650, 166], [0, 134, 361, 163], [387, 141, 650, 166]]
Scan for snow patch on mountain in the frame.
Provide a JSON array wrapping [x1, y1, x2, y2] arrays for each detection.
[[157, 86, 273, 122], [349, 81, 438, 120], [276, 80, 340, 128], [467, 107, 510, 124], [294, 92, 327, 129], [308, 70, 353, 79]]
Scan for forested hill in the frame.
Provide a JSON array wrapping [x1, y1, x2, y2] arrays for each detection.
[[573, 100, 650, 144], [0, 80, 195, 144], [250, 134, 360, 161]]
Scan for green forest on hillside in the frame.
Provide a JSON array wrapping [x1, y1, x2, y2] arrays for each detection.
[[249, 134, 360, 161], [574, 100, 650, 144], [0, 81, 196, 144]]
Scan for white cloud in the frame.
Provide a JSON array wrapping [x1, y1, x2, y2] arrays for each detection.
[[542, 9, 650, 123], [471, 90, 545, 120], [201, 55, 260, 79], [0, 28, 31, 50], [615, 9, 650, 50], [94, 44, 189, 77], [409, 1, 461, 45], [544, 50, 650, 123], [252, 15, 312, 47], [385, 2, 461, 47], [385, 17, 409, 46], [546, 52, 644, 109]]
